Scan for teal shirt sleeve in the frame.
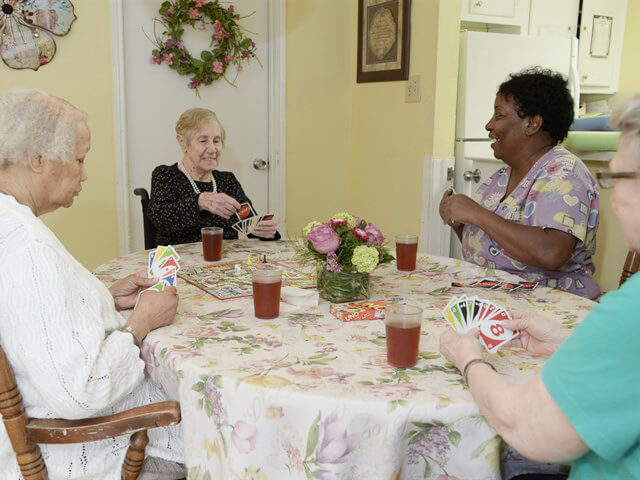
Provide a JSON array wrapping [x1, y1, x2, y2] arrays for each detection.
[[542, 273, 640, 462]]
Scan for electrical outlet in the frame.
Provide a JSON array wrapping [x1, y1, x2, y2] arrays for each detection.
[[405, 75, 421, 103]]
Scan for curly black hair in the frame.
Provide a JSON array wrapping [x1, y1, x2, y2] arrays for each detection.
[[497, 67, 574, 143]]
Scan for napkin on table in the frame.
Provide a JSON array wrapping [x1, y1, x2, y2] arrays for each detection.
[[281, 286, 319, 307]]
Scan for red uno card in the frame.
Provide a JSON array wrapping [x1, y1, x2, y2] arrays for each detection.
[[236, 202, 256, 221], [479, 318, 517, 353]]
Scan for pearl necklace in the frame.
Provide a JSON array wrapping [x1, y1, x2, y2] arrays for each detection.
[[179, 160, 217, 195]]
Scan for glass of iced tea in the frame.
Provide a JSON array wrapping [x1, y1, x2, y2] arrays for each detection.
[[201, 227, 223, 261], [395, 234, 418, 271], [385, 304, 423, 368], [252, 268, 282, 319]]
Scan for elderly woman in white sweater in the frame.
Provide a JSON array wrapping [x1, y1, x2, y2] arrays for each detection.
[[0, 89, 184, 480]]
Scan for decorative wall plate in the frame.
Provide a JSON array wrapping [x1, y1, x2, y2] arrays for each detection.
[[0, 0, 76, 70]]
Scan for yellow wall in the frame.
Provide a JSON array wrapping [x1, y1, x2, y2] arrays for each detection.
[[0, 2, 118, 270], [286, 0, 355, 235], [286, 0, 457, 241], [589, 1, 640, 291]]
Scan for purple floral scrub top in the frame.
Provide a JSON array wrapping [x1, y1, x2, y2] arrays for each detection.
[[462, 146, 600, 299]]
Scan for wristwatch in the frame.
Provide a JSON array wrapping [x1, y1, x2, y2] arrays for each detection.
[[120, 324, 142, 348]]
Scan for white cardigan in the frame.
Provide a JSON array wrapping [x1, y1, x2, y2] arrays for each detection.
[[0, 194, 183, 479]]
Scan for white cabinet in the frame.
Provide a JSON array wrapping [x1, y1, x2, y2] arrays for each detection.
[[579, 0, 628, 94], [460, 0, 530, 34], [528, 0, 580, 38]]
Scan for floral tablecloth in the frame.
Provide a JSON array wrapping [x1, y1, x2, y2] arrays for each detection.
[[95, 240, 594, 480]]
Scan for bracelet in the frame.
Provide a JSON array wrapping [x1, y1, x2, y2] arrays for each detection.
[[462, 358, 496, 387], [120, 324, 143, 348]]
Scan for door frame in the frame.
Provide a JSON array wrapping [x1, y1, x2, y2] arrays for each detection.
[[111, 0, 287, 254]]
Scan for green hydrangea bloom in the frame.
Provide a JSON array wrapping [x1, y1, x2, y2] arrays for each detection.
[[303, 221, 322, 238], [332, 212, 355, 231], [351, 245, 379, 273]]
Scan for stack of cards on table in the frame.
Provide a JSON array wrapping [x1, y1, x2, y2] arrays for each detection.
[[147, 245, 181, 292], [231, 202, 274, 236], [442, 295, 518, 353], [451, 279, 538, 292]]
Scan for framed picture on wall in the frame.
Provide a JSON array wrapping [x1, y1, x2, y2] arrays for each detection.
[[357, 0, 411, 83]]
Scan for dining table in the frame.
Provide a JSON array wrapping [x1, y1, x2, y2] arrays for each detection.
[[94, 239, 594, 480]]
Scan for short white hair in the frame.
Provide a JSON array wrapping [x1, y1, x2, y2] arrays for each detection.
[[612, 96, 640, 136], [0, 88, 87, 167]]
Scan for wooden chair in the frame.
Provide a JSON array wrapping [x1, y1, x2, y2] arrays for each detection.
[[0, 344, 182, 480], [619, 250, 640, 287], [134, 188, 158, 250]]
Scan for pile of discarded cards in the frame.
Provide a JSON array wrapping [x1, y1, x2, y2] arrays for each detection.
[[442, 295, 518, 353]]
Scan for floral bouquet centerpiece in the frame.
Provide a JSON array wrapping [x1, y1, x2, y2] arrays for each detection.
[[299, 212, 394, 303]]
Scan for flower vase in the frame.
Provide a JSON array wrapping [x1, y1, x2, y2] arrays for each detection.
[[316, 266, 370, 303]]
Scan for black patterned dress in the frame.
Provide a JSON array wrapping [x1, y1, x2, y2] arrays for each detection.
[[148, 163, 280, 245]]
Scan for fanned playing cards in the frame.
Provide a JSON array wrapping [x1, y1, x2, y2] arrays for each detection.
[[231, 202, 274, 235], [442, 295, 518, 353], [147, 245, 181, 292]]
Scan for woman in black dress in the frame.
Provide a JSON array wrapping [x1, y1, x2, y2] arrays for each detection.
[[148, 108, 280, 245]]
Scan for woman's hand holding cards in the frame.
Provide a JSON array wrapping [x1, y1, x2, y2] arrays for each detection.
[[251, 217, 278, 239], [110, 272, 159, 311], [126, 286, 179, 343], [502, 311, 571, 356]]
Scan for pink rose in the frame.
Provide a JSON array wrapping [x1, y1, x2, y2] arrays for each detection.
[[368, 383, 418, 400], [188, 7, 200, 19], [307, 224, 340, 254], [181, 326, 220, 338], [368, 353, 393, 368], [364, 223, 384, 246], [212, 61, 224, 74], [231, 421, 258, 453], [163, 348, 199, 372]]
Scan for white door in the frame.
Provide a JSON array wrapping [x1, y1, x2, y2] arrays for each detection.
[[122, 0, 270, 252]]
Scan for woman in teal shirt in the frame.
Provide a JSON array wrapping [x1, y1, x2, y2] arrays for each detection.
[[439, 95, 640, 479]]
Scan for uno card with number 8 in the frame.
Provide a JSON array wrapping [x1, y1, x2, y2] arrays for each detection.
[[479, 318, 517, 353]]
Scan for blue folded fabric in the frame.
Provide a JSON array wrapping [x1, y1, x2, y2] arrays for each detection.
[[569, 115, 612, 131]]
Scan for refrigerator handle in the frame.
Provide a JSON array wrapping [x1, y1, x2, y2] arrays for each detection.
[[569, 37, 580, 116]]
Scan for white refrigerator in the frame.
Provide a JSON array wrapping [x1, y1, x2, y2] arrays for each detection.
[[452, 31, 578, 258]]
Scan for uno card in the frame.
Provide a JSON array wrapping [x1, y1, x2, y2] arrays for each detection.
[[148, 250, 156, 271], [484, 307, 511, 323], [457, 295, 469, 328], [478, 318, 517, 353], [154, 245, 180, 266], [156, 256, 179, 278], [161, 273, 176, 287], [442, 297, 464, 331], [146, 282, 166, 293], [235, 202, 256, 222]]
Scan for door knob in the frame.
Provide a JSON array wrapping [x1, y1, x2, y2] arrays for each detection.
[[253, 158, 269, 170], [463, 169, 481, 183]]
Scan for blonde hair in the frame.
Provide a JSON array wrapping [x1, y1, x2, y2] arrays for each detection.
[[0, 88, 86, 167], [175, 108, 226, 145], [611, 96, 640, 136]]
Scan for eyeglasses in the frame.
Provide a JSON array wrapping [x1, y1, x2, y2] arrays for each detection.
[[596, 171, 638, 189]]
